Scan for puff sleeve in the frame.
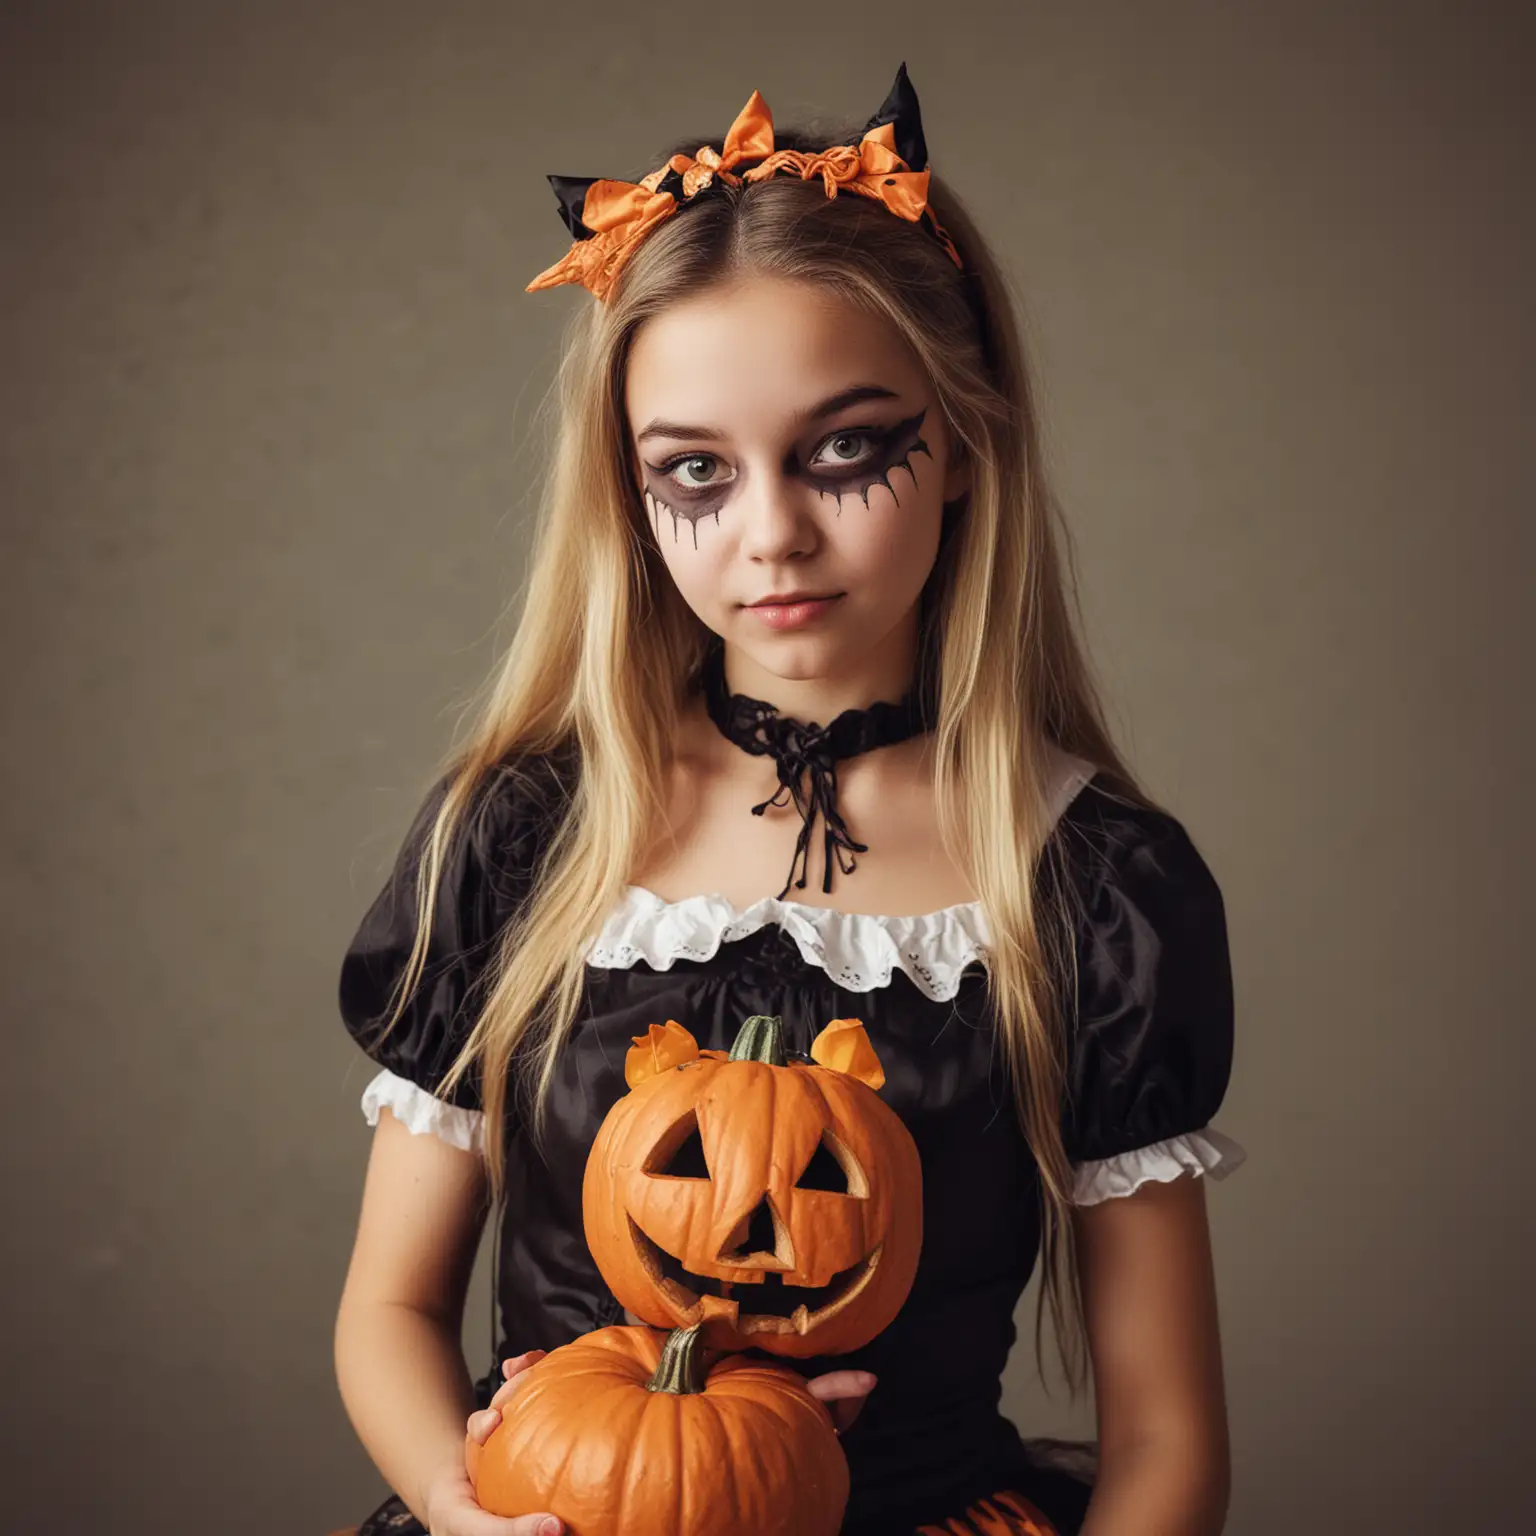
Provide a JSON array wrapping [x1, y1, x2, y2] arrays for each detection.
[[1057, 788, 1247, 1205], [338, 761, 545, 1155]]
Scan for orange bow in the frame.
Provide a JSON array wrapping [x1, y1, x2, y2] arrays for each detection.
[[525, 85, 962, 301]]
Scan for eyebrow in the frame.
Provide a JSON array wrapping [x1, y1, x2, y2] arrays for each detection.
[[635, 383, 902, 446]]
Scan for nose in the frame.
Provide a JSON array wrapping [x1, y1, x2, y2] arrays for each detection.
[[735, 467, 820, 564], [718, 1195, 784, 1265]]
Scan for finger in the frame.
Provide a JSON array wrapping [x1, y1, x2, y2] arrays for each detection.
[[806, 1368, 877, 1402], [490, 1351, 548, 1410], [806, 1369, 876, 1436], [451, 1505, 564, 1536], [501, 1349, 546, 1380], [465, 1407, 501, 1445], [489, 1371, 535, 1411]]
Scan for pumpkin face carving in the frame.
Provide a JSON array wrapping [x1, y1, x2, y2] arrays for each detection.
[[582, 1014, 922, 1358]]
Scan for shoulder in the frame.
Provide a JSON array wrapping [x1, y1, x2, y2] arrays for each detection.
[[485, 735, 582, 814], [343, 736, 582, 988], [469, 738, 581, 868], [337, 735, 582, 1115], [1051, 772, 1232, 1030], [1048, 770, 1226, 924], [1044, 771, 1237, 1167], [414, 736, 583, 892]]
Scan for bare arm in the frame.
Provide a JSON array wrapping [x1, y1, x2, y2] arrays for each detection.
[[333, 1106, 492, 1524], [1075, 1174, 1232, 1536]]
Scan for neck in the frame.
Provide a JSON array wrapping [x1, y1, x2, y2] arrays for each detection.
[[711, 617, 921, 722]]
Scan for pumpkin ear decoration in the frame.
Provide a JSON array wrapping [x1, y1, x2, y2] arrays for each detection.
[[625, 1021, 701, 1088], [809, 1018, 886, 1090]]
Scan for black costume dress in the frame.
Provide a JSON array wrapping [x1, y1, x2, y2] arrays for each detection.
[[337, 739, 1244, 1536]]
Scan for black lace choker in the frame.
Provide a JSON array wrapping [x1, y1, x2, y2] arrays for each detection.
[[699, 640, 934, 901]]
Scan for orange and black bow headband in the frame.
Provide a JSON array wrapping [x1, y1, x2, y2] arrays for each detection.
[[525, 62, 964, 302]]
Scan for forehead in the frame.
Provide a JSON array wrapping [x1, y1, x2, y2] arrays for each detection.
[[624, 277, 924, 432]]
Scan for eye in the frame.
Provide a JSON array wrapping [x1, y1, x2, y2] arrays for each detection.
[[646, 1111, 711, 1179], [653, 453, 731, 496], [795, 1135, 852, 1194], [809, 429, 880, 472]]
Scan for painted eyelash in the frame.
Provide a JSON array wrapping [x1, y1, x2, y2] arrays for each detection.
[[808, 408, 932, 513], [644, 487, 718, 549], [812, 435, 931, 512]]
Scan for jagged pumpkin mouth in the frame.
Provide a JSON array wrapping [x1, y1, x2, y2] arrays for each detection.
[[627, 1216, 881, 1336]]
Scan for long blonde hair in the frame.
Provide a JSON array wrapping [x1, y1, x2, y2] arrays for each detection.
[[370, 112, 1151, 1394]]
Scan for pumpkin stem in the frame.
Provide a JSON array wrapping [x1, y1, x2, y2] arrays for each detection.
[[728, 1014, 788, 1066], [646, 1324, 710, 1395]]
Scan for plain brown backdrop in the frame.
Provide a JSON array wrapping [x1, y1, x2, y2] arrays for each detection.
[[2, 2, 1530, 1531]]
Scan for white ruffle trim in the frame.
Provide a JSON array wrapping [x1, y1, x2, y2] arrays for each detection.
[[360, 1067, 486, 1155], [581, 885, 991, 1000], [1071, 1126, 1247, 1206], [580, 747, 1100, 1000]]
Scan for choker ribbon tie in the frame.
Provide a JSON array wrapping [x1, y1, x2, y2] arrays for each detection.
[[748, 719, 870, 902], [700, 641, 933, 900]]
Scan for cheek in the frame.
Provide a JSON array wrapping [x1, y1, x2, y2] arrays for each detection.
[[837, 487, 944, 590], [652, 519, 734, 610]]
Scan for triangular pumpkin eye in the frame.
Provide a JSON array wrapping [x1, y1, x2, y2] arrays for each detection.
[[795, 1135, 851, 1194], [645, 1111, 711, 1180]]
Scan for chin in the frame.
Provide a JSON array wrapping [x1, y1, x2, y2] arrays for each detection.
[[732, 634, 850, 681]]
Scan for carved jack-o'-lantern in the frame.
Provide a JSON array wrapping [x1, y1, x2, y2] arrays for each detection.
[[582, 1013, 923, 1359]]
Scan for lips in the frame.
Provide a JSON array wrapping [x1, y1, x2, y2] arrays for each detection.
[[627, 1216, 880, 1336], [748, 593, 839, 607]]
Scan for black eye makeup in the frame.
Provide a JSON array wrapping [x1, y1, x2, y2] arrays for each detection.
[[807, 407, 932, 507], [639, 407, 934, 549]]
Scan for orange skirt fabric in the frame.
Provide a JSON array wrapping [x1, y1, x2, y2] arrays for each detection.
[[351, 1483, 1068, 1536], [915, 1487, 1061, 1535]]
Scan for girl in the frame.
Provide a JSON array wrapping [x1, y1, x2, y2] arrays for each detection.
[[333, 63, 1245, 1536]]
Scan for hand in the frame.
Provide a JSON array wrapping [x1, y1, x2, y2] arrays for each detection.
[[444, 1351, 560, 1536], [805, 1366, 878, 1436]]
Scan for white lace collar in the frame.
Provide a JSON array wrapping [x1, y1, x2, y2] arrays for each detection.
[[582, 885, 991, 1000], [579, 747, 1098, 1001]]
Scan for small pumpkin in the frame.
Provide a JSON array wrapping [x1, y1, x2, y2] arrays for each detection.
[[465, 1323, 848, 1535], [583, 1012, 923, 1358]]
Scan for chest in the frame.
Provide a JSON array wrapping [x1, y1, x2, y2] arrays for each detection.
[[555, 919, 1038, 1296], [505, 923, 1043, 1362]]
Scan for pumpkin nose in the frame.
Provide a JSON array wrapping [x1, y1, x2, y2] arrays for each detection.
[[719, 1196, 787, 1266]]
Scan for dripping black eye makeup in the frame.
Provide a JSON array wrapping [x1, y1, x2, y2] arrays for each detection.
[[639, 407, 934, 548], [806, 407, 932, 508]]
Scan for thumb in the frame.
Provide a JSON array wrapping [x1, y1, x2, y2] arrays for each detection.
[[806, 1368, 877, 1435], [462, 1511, 564, 1536], [806, 1367, 877, 1402]]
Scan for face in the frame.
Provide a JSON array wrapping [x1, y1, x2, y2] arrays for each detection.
[[624, 276, 969, 701]]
